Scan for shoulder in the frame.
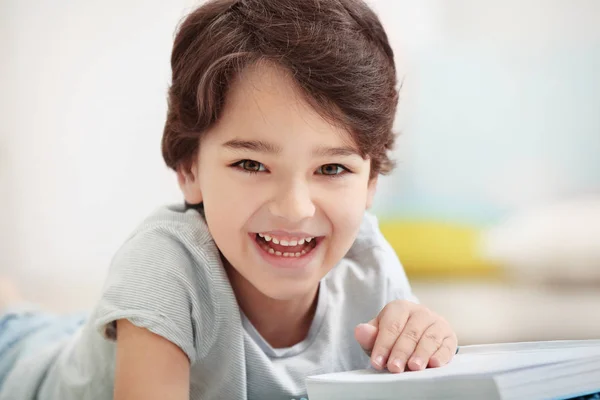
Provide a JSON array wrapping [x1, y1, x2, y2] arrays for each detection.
[[345, 211, 393, 264], [328, 211, 417, 303], [127, 203, 214, 250], [93, 204, 226, 363], [111, 204, 220, 273], [101, 203, 227, 307], [350, 211, 386, 250]]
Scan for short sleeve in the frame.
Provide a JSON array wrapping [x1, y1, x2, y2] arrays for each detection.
[[93, 229, 200, 364]]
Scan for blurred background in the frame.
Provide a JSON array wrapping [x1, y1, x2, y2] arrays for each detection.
[[1, 0, 599, 345]]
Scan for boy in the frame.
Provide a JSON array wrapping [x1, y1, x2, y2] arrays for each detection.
[[0, 0, 457, 399]]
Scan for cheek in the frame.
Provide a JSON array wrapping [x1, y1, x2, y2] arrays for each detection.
[[203, 202, 253, 270], [200, 166, 263, 217], [321, 178, 370, 218], [320, 182, 371, 253], [327, 199, 366, 240], [201, 172, 264, 249]]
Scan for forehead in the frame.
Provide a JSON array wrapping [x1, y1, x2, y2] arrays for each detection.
[[208, 61, 358, 149]]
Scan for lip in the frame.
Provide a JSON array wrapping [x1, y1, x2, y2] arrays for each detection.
[[249, 232, 321, 270]]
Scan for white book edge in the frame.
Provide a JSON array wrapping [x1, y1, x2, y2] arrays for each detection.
[[306, 339, 600, 384]]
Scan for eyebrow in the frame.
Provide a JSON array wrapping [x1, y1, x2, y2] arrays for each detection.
[[222, 139, 282, 154], [312, 146, 362, 158], [222, 139, 362, 158]]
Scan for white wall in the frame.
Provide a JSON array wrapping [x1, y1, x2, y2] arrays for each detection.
[[1, 0, 199, 309], [2, 0, 599, 311], [371, 0, 600, 222]]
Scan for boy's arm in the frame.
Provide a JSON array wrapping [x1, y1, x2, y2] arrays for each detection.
[[114, 319, 190, 400]]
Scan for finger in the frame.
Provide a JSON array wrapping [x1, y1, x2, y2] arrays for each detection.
[[354, 321, 378, 355], [428, 335, 458, 368], [386, 311, 436, 373], [406, 322, 446, 371], [370, 305, 410, 370]]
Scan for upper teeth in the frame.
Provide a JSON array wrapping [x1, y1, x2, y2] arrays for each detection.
[[258, 233, 314, 246]]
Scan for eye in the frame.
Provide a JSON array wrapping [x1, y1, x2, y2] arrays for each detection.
[[234, 159, 267, 173], [316, 164, 348, 176]]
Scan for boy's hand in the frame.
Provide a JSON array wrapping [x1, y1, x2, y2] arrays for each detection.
[[354, 300, 457, 373]]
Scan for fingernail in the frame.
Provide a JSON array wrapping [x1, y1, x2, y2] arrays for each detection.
[[391, 359, 404, 372], [373, 355, 384, 367], [411, 357, 423, 370]]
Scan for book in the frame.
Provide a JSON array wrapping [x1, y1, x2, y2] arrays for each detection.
[[306, 340, 600, 400]]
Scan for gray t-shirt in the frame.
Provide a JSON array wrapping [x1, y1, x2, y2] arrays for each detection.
[[2, 204, 416, 400]]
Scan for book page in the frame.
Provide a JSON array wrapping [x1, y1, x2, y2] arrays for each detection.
[[308, 340, 600, 383]]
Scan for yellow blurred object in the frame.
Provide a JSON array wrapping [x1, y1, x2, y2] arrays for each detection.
[[379, 220, 502, 279]]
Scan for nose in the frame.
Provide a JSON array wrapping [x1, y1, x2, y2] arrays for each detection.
[[268, 179, 316, 223]]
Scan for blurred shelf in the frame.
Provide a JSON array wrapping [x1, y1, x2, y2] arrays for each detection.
[[379, 220, 502, 279]]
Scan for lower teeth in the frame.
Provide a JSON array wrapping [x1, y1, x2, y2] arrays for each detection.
[[266, 247, 308, 257]]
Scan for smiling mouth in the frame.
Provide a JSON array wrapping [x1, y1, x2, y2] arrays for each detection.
[[254, 233, 319, 257]]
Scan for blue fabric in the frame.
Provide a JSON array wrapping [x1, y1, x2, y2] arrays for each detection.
[[0, 310, 86, 388]]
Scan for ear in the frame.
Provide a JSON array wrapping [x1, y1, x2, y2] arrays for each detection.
[[366, 176, 378, 209], [177, 164, 203, 204]]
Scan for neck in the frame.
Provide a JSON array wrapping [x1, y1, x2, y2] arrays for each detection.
[[224, 260, 319, 348]]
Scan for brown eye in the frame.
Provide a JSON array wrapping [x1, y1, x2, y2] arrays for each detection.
[[239, 160, 266, 172], [317, 164, 345, 176]]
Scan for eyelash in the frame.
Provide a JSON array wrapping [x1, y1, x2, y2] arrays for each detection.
[[231, 160, 351, 178]]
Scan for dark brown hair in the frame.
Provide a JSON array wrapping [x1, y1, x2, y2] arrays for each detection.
[[162, 0, 399, 178]]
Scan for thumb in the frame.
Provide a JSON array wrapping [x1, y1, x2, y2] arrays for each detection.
[[354, 318, 378, 355]]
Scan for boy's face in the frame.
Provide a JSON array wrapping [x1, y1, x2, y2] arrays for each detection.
[[179, 63, 377, 302]]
